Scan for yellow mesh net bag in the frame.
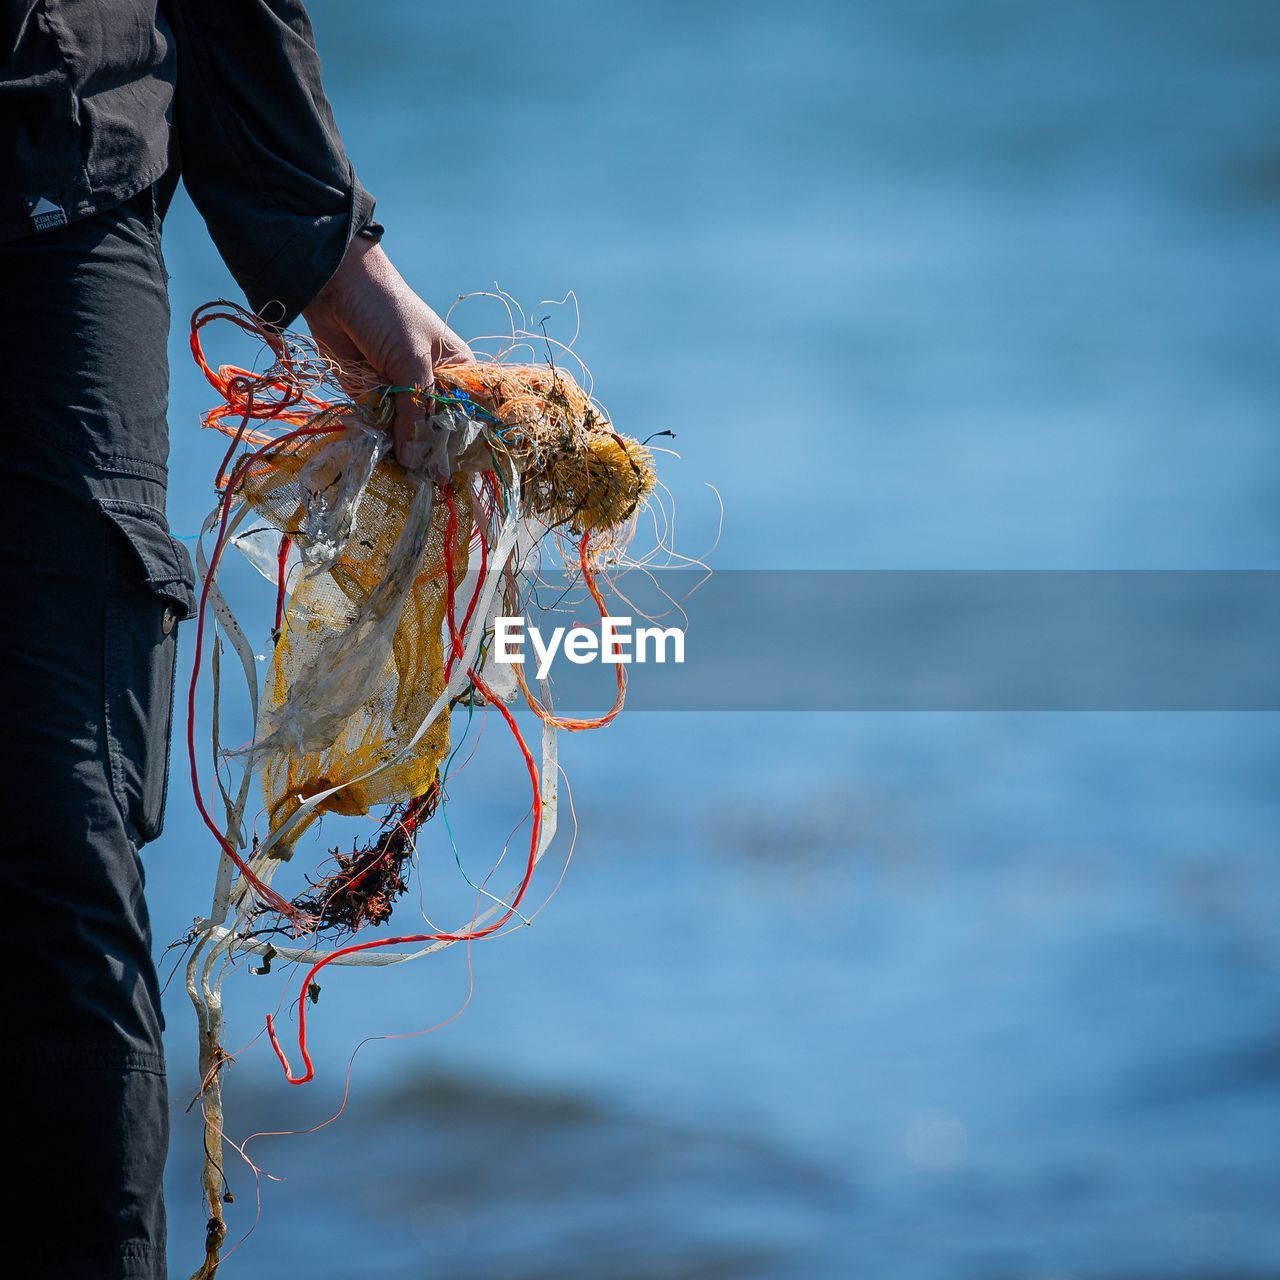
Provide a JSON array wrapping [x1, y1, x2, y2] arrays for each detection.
[[238, 438, 471, 847]]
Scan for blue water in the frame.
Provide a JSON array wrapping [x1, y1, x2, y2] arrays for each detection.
[[150, 2, 1279, 1276]]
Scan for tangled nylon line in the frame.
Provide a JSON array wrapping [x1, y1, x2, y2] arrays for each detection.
[[180, 296, 665, 1278]]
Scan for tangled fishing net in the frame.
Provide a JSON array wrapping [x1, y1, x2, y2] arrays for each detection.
[[179, 296, 665, 1277]]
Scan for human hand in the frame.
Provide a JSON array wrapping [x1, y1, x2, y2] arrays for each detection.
[[302, 237, 472, 469]]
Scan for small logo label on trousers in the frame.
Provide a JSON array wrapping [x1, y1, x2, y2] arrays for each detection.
[[25, 195, 68, 232]]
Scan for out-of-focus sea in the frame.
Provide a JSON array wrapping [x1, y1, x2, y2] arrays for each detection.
[[151, 2, 1280, 1276]]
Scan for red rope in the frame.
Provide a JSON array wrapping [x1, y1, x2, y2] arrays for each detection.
[[442, 483, 489, 682], [273, 535, 292, 635]]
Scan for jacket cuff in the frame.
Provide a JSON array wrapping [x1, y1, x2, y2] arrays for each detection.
[[240, 171, 377, 330]]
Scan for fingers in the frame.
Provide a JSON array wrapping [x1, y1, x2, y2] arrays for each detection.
[[393, 392, 433, 471], [389, 324, 472, 470]]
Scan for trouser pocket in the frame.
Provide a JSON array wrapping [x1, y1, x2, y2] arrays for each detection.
[[98, 497, 196, 845]]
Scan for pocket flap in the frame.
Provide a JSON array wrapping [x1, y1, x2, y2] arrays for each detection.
[[97, 498, 197, 620]]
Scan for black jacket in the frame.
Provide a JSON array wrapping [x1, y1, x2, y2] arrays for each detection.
[[1, 0, 374, 325]]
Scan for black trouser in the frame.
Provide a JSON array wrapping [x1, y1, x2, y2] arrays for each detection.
[[0, 189, 191, 1279]]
